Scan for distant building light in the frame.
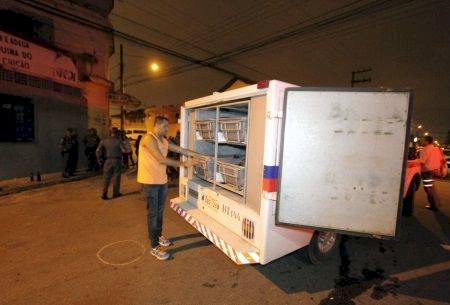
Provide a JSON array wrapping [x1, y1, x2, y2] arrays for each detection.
[[417, 125, 422, 129], [424, 132, 429, 136], [413, 137, 418, 143]]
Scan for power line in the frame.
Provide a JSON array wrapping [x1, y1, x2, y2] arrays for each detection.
[[122, 0, 210, 43], [125, 0, 403, 86], [128, 0, 448, 86], [205, 0, 394, 63], [15, 0, 255, 83], [191, 0, 437, 66], [123, 0, 294, 52], [189, 1, 303, 46], [109, 12, 214, 56], [133, 0, 384, 84], [148, 0, 276, 46], [124, 0, 374, 86], [245, 0, 449, 59], [230, 0, 442, 58], [110, 12, 271, 79]]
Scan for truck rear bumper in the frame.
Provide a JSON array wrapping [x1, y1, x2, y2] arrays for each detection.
[[170, 197, 260, 265]]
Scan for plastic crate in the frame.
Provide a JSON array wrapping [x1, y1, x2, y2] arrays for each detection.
[[216, 160, 245, 190], [193, 155, 214, 181], [219, 118, 247, 144], [195, 120, 215, 140]]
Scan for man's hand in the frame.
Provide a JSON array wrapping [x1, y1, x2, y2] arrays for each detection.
[[182, 158, 195, 168]]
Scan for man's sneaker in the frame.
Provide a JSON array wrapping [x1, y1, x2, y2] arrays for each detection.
[[159, 236, 172, 247], [112, 193, 123, 198], [150, 246, 170, 260], [101, 194, 108, 200]]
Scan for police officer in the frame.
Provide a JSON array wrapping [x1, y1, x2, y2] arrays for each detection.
[[60, 128, 75, 178], [83, 128, 100, 172], [96, 128, 125, 200]]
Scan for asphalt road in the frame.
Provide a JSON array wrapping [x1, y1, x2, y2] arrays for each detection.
[[1, 173, 449, 305]]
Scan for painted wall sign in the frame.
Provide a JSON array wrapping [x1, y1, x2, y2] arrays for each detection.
[[0, 30, 79, 86]]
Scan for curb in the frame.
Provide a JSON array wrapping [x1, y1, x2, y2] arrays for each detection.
[[0, 172, 99, 197], [0, 172, 179, 197]]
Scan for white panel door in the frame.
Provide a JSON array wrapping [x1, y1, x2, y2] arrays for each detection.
[[276, 88, 411, 237]]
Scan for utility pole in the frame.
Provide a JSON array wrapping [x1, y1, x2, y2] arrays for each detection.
[[119, 44, 125, 131], [351, 67, 372, 87]]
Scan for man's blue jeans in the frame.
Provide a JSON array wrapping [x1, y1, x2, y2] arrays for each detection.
[[142, 184, 168, 248]]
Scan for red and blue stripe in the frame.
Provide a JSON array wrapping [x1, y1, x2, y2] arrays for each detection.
[[263, 165, 279, 192]]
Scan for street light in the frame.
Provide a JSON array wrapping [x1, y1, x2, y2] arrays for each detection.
[[149, 62, 160, 73], [417, 124, 422, 129], [424, 132, 429, 136]]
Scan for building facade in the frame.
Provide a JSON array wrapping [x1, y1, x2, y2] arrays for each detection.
[[0, 0, 113, 179]]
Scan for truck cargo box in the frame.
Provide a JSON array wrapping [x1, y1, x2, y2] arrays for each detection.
[[171, 80, 412, 265]]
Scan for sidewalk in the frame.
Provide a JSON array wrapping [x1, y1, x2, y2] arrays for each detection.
[[0, 170, 99, 197], [0, 167, 179, 197]]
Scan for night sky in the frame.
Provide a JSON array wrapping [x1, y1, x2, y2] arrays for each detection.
[[109, 0, 450, 142]]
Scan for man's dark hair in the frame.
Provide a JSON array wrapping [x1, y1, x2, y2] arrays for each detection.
[[424, 135, 434, 144], [111, 127, 120, 137], [154, 116, 169, 126]]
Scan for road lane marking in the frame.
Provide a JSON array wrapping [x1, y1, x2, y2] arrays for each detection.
[[387, 260, 450, 282]]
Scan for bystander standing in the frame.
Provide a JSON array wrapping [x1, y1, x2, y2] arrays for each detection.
[[122, 134, 134, 168], [419, 136, 446, 211], [96, 128, 125, 200], [59, 128, 78, 178]]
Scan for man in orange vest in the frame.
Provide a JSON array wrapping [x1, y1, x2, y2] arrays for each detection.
[[138, 116, 198, 260], [419, 136, 445, 211]]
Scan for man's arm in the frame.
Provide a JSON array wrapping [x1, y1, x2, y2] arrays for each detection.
[[419, 148, 428, 165], [143, 136, 191, 167], [168, 142, 200, 157], [119, 140, 126, 153], [95, 141, 105, 162]]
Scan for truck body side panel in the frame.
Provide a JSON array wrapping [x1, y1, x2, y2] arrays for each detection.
[[245, 95, 266, 213]]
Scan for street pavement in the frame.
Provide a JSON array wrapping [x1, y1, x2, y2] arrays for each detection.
[[0, 173, 449, 305]]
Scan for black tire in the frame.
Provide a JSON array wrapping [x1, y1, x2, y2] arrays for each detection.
[[402, 177, 417, 216], [306, 231, 341, 264]]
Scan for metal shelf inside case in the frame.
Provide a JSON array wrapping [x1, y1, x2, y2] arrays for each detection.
[[192, 102, 248, 196]]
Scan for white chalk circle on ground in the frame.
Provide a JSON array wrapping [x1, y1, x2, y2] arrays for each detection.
[[96, 239, 146, 266]]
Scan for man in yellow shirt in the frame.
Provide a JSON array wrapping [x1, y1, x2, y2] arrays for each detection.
[[138, 116, 198, 260]]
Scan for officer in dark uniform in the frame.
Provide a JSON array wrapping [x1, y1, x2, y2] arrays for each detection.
[[96, 128, 125, 200], [60, 128, 76, 178], [83, 128, 101, 171]]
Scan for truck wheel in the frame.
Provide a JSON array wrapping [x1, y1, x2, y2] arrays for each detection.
[[306, 231, 341, 264], [402, 178, 416, 216]]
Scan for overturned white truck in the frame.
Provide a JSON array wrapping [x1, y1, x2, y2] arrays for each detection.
[[170, 80, 413, 265]]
